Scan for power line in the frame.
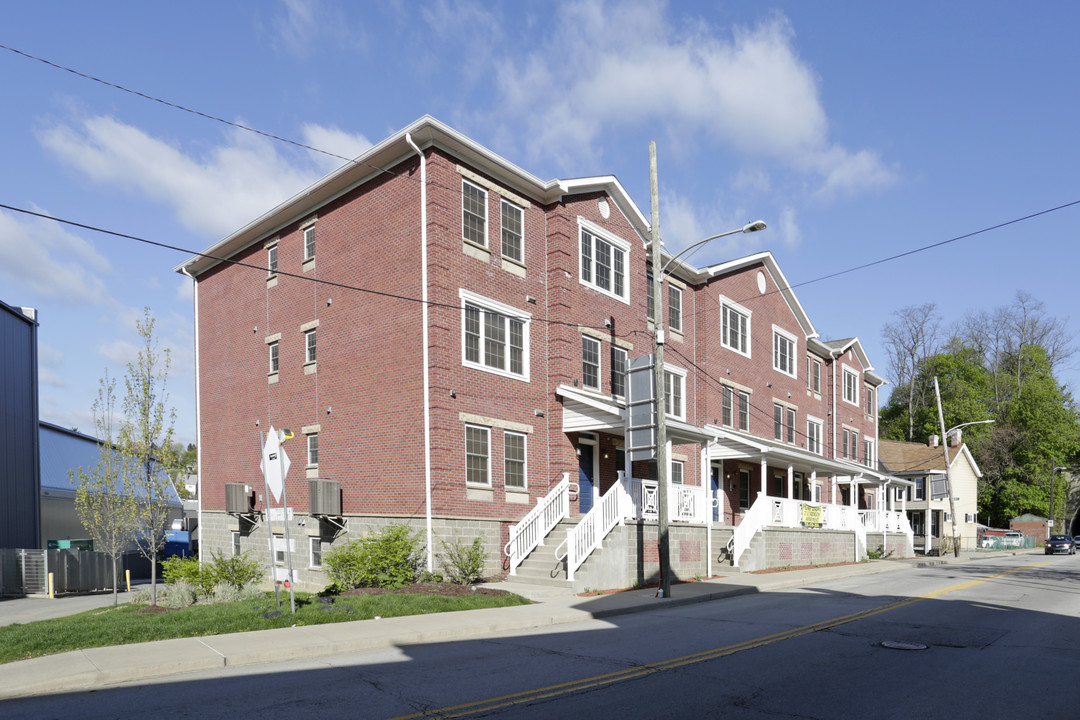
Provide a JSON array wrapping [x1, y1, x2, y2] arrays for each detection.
[[0, 202, 614, 333]]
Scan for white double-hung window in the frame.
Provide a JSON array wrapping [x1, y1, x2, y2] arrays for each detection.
[[664, 366, 687, 421], [773, 326, 797, 377], [807, 417, 823, 455], [461, 289, 530, 380], [842, 365, 859, 405], [719, 296, 751, 356], [462, 180, 487, 247], [579, 219, 629, 302]]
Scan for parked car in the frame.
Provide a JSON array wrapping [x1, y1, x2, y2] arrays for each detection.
[[1074, 536, 1080, 550], [1002, 531, 1024, 548], [1045, 535, 1075, 555]]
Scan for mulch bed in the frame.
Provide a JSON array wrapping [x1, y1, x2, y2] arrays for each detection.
[[339, 582, 512, 598]]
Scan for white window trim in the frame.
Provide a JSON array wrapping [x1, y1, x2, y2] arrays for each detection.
[[504, 430, 528, 491], [807, 356, 822, 394], [719, 295, 752, 358], [807, 415, 823, 455], [577, 217, 631, 304], [309, 537, 322, 568], [581, 335, 601, 391], [303, 225, 316, 261], [664, 365, 687, 421], [500, 198, 524, 264], [306, 432, 318, 467], [465, 423, 491, 488], [668, 285, 683, 333], [772, 325, 798, 378], [670, 458, 685, 485], [842, 364, 860, 406], [459, 289, 532, 382], [611, 345, 628, 400], [462, 179, 488, 248]]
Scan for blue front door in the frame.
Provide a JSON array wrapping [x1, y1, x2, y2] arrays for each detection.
[[711, 465, 721, 522], [578, 444, 594, 514]]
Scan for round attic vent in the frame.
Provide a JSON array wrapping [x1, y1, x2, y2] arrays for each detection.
[[598, 198, 610, 219], [756, 270, 766, 294]]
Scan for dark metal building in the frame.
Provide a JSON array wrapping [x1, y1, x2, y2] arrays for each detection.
[[0, 300, 40, 548]]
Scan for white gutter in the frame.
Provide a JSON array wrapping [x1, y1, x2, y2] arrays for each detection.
[[406, 133, 434, 573], [180, 267, 203, 566]]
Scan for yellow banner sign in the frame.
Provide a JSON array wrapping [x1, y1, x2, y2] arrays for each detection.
[[801, 503, 823, 528]]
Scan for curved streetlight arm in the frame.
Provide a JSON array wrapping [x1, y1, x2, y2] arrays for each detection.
[[659, 220, 767, 277], [944, 419, 994, 437]]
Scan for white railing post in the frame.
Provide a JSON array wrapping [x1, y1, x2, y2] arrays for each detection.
[[504, 472, 572, 575]]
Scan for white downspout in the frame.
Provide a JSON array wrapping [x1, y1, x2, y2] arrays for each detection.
[[181, 267, 202, 565], [406, 133, 434, 573]]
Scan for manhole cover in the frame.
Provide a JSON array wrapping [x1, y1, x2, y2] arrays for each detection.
[[881, 641, 928, 651]]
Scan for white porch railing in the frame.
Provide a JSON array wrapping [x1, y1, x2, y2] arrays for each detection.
[[730, 494, 887, 567], [730, 492, 774, 568], [559, 472, 632, 582], [859, 508, 914, 550], [504, 473, 574, 576], [630, 478, 708, 523]]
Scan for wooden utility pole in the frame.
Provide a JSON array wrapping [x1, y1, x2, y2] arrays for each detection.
[[649, 141, 671, 598]]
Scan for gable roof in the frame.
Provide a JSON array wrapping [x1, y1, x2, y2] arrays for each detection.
[[687, 251, 818, 341], [175, 116, 651, 278], [878, 438, 982, 478]]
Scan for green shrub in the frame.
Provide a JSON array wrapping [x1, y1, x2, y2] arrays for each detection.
[[209, 551, 263, 590], [324, 524, 424, 589], [160, 580, 198, 608], [439, 537, 488, 584], [162, 555, 215, 595]]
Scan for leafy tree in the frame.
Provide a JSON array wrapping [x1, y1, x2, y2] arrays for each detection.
[[119, 308, 180, 606], [71, 370, 138, 607], [881, 303, 942, 440], [880, 296, 1080, 528]]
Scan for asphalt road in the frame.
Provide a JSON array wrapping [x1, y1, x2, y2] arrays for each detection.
[[5, 554, 1079, 719]]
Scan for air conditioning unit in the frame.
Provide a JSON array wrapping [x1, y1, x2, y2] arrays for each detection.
[[309, 478, 341, 517], [225, 483, 255, 514]]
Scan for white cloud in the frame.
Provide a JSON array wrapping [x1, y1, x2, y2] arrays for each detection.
[[492, 1, 894, 196], [38, 115, 324, 239], [0, 209, 113, 305], [97, 339, 139, 366], [777, 206, 801, 249], [659, 191, 772, 263], [300, 124, 373, 173], [271, 0, 358, 57]]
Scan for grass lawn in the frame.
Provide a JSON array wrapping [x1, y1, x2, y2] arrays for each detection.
[[0, 588, 530, 664]]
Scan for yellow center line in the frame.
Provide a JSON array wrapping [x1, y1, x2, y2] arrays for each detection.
[[387, 561, 1049, 719]]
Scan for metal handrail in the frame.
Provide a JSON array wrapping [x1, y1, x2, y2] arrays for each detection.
[[558, 472, 630, 581], [503, 473, 573, 576]]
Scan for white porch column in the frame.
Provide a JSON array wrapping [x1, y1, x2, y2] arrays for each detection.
[[787, 465, 794, 499], [760, 456, 768, 497], [702, 445, 711, 577]]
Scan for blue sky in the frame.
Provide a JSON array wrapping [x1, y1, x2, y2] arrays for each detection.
[[3, 1, 1079, 446]]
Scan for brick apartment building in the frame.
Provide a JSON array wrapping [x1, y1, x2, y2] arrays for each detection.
[[176, 116, 902, 590]]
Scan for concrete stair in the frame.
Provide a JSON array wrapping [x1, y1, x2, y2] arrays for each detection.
[[509, 518, 577, 587]]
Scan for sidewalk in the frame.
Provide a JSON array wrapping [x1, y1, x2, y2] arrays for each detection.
[[0, 553, 1004, 700]]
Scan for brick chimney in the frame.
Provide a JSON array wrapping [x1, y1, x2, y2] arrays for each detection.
[[929, 435, 939, 448]]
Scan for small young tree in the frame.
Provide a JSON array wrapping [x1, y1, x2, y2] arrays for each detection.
[[71, 370, 138, 607], [119, 308, 180, 606]]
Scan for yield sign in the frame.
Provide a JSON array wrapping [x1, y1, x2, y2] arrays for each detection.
[[260, 426, 291, 503]]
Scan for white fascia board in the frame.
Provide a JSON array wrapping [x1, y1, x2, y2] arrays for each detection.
[[704, 251, 818, 340], [559, 176, 651, 243], [175, 115, 567, 277]]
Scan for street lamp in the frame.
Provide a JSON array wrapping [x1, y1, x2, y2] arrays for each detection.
[[649, 141, 766, 598], [932, 388, 994, 558], [1050, 466, 1067, 534]]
